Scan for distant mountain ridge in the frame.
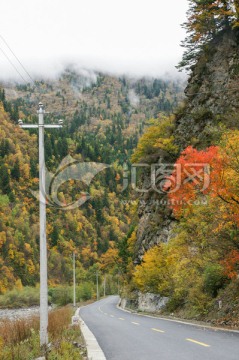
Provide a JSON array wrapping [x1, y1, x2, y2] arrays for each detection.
[[0, 68, 184, 293]]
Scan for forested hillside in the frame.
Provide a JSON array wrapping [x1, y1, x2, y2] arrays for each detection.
[[0, 71, 184, 295], [127, 1, 239, 326]]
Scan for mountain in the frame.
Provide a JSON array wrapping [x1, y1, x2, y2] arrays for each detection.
[[0, 69, 184, 293]]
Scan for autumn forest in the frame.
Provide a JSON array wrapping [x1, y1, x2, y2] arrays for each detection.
[[1, 0, 239, 327]]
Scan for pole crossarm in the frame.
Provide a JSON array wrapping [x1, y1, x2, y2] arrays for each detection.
[[43, 125, 62, 129], [19, 124, 39, 128], [19, 124, 62, 129]]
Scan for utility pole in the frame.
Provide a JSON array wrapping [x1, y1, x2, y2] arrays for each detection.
[[103, 273, 106, 297], [19, 103, 62, 352], [73, 252, 76, 307], [118, 271, 120, 295], [96, 271, 99, 301]]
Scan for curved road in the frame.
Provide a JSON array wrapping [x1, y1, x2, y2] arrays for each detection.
[[80, 296, 239, 360]]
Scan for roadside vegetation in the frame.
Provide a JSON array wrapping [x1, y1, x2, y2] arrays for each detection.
[[130, 120, 239, 324], [0, 274, 119, 309], [0, 286, 39, 309], [0, 306, 85, 360]]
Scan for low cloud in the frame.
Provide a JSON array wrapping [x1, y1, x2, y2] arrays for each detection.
[[128, 89, 140, 107], [0, 55, 187, 85]]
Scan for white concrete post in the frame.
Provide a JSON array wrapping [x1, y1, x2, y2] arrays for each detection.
[[19, 102, 62, 352], [73, 252, 76, 307], [96, 271, 99, 301], [38, 103, 48, 348]]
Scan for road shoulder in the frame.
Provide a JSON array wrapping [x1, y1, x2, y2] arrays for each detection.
[[117, 299, 239, 334], [75, 307, 106, 360]]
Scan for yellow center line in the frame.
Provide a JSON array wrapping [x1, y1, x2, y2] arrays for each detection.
[[151, 328, 165, 333], [186, 338, 210, 347], [131, 321, 140, 325], [118, 318, 125, 320]]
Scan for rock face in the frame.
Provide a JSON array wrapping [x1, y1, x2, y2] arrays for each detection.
[[135, 192, 176, 262], [120, 293, 168, 313], [137, 293, 168, 312], [175, 29, 239, 150], [134, 29, 239, 263]]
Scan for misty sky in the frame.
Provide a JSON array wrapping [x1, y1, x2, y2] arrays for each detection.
[[0, 0, 189, 80]]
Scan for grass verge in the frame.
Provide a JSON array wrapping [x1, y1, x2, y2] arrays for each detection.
[[0, 287, 39, 309], [0, 282, 96, 308], [0, 306, 86, 360]]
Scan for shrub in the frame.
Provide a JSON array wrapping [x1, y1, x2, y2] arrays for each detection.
[[0, 287, 39, 308], [0, 315, 39, 346], [76, 282, 94, 301], [49, 286, 72, 306], [49, 282, 95, 306], [203, 264, 228, 298], [165, 295, 184, 313], [131, 116, 178, 163], [48, 306, 72, 339], [0, 306, 84, 360]]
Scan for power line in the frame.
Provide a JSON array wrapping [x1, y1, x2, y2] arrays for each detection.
[[0, 35, 43, 103], [0, 35, 238, 112], [0, 34, 237, 99], [0, 34, 35, 84], [0, 46, 28, 84]]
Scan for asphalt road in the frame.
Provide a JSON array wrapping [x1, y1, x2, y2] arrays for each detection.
[[80, 295, 239, 360]]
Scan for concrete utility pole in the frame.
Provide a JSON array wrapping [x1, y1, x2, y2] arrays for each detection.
[[103, 273, 106, 297], [19, 103, 62, 351], [118, 271, 120, 295], [73, 251, 76, 307], [96, 271, 99, 301]]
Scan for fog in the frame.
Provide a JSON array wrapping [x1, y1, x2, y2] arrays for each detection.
[[0, 0, 189, 81]]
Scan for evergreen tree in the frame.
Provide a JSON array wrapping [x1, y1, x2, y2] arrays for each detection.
[[30, 158, 38, 178], [0, 165, 11, 194], [51, 225, 59, 247], [0, 139, 11, 157], [178, 0, 238, 71], [11, 159, 20, 181], [0, 89, 5, 101]]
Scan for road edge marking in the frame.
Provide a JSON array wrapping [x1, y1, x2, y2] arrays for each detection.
[[117, 299, 239, 334], [76, 308, 106, 360]]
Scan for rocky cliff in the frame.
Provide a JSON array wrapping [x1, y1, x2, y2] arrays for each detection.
[[135, 29, 239, 262]]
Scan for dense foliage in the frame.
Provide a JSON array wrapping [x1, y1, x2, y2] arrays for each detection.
[[0, 72, 183, 295], [178, 0, 239, 70], [133, 123, 239, 316]]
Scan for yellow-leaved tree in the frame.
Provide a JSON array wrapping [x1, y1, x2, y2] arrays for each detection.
[[131, 116, 178, 163]]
